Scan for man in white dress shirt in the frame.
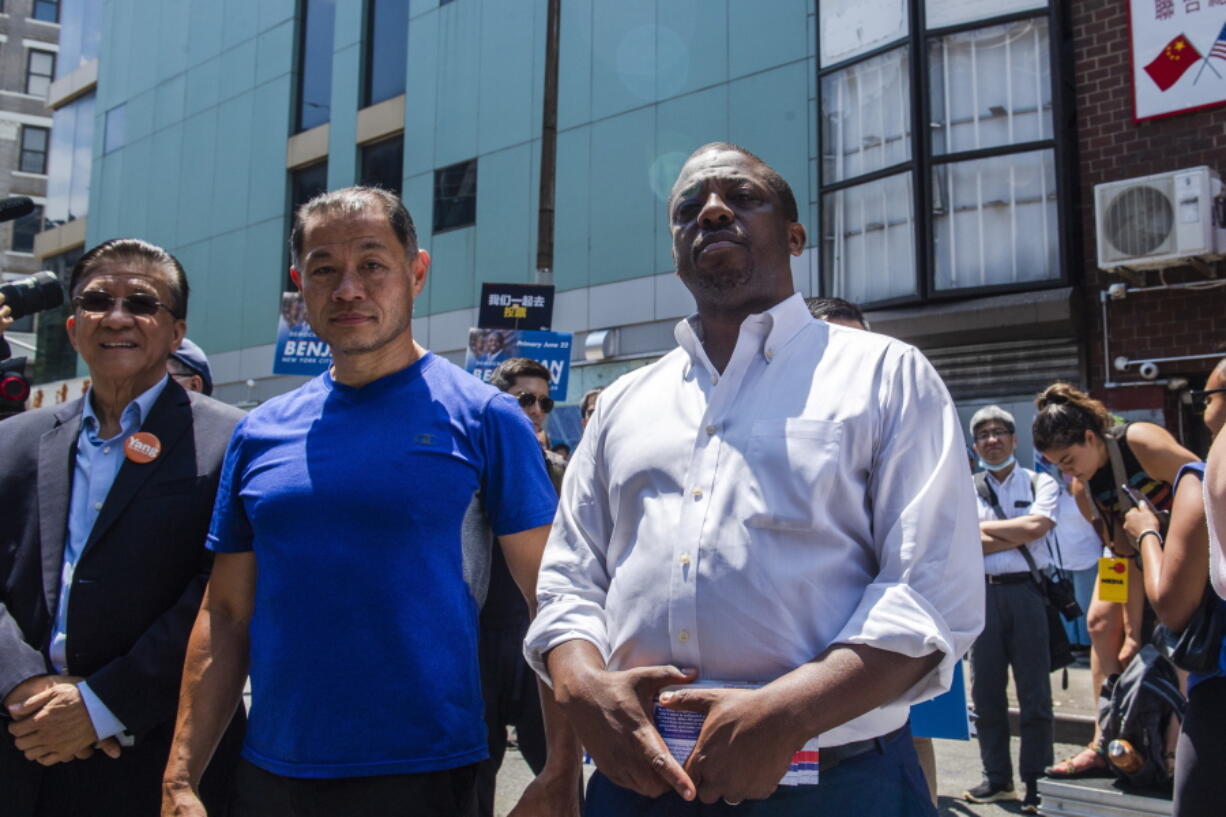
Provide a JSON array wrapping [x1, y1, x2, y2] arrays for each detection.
[[524, 143, 984, 815], [963, 406, 1058, 813]]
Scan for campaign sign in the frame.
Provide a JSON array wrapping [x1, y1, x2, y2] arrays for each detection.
[[464, 328, 572, 400], [273, 291, 332, 376], [1131, 0, 1226, 121], [478, 283, 555, 330], [910, 660, 970, 740]]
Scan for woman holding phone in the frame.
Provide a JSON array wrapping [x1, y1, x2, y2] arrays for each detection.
[[1032, 383, 1197, 777]]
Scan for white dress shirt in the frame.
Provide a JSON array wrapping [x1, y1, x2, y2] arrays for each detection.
[[976, 466, 1059, 576], [525, 293, 984, 747]]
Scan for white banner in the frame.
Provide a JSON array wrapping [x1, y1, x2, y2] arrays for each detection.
[[1132, 0, 1226, 121]]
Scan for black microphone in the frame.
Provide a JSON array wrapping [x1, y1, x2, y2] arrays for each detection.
[[0, 196, 35, 223]]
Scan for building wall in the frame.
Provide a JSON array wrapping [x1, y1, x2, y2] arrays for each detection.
[[1071, 0, 1226, 441]]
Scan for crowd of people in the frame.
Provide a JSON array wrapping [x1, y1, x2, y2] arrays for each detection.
[[0, 142, 1221, 817]]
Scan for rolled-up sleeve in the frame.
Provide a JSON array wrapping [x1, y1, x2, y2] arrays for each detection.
[[524, 402, 615, 686], [830, 347, 985, 705]]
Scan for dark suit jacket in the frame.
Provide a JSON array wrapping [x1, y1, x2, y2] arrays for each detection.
[[0, 380, 245, 816]]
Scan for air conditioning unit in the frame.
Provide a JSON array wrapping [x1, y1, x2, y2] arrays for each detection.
[[1095, 166, 1226, 272]]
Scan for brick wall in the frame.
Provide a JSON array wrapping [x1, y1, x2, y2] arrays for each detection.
[[1071, 0, 1226, 432]]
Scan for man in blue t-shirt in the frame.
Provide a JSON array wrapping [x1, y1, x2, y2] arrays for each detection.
[[161, 187, 582, 817]]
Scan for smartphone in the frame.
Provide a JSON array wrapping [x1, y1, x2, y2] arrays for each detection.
[[1121, 483, 1158, 514]]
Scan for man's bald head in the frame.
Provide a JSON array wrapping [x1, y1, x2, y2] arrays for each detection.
[[670, 142, 799, 223]]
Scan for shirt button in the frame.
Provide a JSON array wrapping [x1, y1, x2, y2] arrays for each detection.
[[765, 349, 775, 360], [678, 630, 690, 643], [679, 553, 691, 566], [93, 501, 103, 511], [705, 425, 716, 436], [102, 447, 111, 454], [711, 375, 719, 385], [691, 487, 703, 499]]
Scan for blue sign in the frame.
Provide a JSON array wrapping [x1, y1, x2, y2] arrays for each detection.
[[910, 661, 970, 740], [465, 328, 572, 400], [273, 291, 332, 376]]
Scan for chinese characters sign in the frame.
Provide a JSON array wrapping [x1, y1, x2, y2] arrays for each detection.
[[1132, 0, 1226, 120], [477, 283, 555, 330]]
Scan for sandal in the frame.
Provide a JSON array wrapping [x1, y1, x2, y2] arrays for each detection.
[[1045, 744, 1109, 778]]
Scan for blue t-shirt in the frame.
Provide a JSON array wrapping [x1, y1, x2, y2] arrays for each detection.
[[207, 353, 558, 778]]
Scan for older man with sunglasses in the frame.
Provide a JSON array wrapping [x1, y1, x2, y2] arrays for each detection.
[[0, 239, 245, 816]]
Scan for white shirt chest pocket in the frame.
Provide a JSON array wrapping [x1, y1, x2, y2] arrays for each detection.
[[743, 418, 843, 532]]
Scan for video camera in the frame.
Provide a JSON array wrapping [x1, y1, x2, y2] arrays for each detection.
[[1, 270, 65, 418]]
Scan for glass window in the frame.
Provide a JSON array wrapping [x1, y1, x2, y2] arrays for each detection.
[[932, 148, 1058, 291], [929, 18, 1051, 155], [821, 47, 911, 184], [364, 0, 408, 107], [820, 0, 908, 67], [26, 49, 55, 97], [56, 0, 102, 79], [32, 0, 59, 23], [104, 103, 126, 154], [433, 160, 477, 233], [20, 126, 48, 174], [33, 247, 82, 385], [45, 93, 94, 224], [360, 135, 403, 197], [11, 205, 43, 253], [823, 172, 917, 304], [927, 0, 1046, 30], [287, 161, 328, 285], [296, 0, 336, 132]]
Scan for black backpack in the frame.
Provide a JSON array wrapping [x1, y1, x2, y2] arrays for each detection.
[[1098, 644, 1185, 789]]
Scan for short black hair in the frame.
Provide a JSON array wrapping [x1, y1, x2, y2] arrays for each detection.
[[490, 357, 551, 392], [290, 186, 417, 269], [806, 297, 866, 327], [673, 142, 799, 223], [580, 387, 604, 417], [69, 238, 190, 319]]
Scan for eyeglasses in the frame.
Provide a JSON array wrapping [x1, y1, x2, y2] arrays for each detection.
[[73, 291, 172, 317], [1187, 388, 1226, 411], [973, 428, 1013, 442], [514, 392, 554, 413]]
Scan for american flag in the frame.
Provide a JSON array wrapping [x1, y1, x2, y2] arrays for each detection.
[[1211, 23, 1226, 62]]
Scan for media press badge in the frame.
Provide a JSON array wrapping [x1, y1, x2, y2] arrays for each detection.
[[1098, 557, 1130, 603], [653, 682, 820, 785]]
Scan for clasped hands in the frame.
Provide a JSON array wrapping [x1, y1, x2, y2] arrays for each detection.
[[555, 664, 807, 805], [4, 675, 121, 765]]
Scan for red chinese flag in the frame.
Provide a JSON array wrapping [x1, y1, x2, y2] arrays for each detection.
[[1144, 34, 1203, 91]]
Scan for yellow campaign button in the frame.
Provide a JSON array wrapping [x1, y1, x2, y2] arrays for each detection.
[[1098, 557, 1130, 603]]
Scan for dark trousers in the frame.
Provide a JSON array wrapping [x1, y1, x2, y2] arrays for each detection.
[[476, 625, 547, 817], [970, 580, 1054, 786], [1, 717, 240, 817], [229, 758, 479, 817], [584, 723, 935, 816], [1174, 676, 1226, 817]]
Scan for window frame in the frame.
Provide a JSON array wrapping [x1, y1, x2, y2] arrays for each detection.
[[361, 0, 408, 108], [31, 0, 59, 23], [19, 125, 49, 175], [293, 0, 335, 134], [359, 134, 404, 197], [25, 48, 55, 97], [816, 1, 1075, 309], [433, 159, 478, 234]]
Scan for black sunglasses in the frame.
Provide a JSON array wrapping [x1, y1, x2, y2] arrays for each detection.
[[1187, 388, 1226, 410], [515, 392, 554, 413], [73, 290, 172, 317]]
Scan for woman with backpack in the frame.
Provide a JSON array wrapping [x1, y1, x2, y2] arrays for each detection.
[[1032, 383, 1198, 778], [1121, 365, 1226, 815]]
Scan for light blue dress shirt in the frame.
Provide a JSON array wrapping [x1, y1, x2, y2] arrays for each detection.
[[48, 375, 169, 742]]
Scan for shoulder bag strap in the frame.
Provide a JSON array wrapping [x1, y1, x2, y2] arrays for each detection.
[[974, 471, 1008, 520]]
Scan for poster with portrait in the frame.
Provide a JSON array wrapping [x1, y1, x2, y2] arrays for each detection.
[[464, 328, 572, 401], [1131, 0, 1226, 120], [273, 291, 332, 376]]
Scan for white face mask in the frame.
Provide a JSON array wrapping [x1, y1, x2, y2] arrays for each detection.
[[979, 453, 1016, 473]]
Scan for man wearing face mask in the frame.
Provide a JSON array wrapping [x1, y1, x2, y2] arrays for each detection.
[[964, 406, 1059, 813]]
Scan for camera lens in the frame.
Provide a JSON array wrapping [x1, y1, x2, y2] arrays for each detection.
[[0, 271, 63, 320]]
